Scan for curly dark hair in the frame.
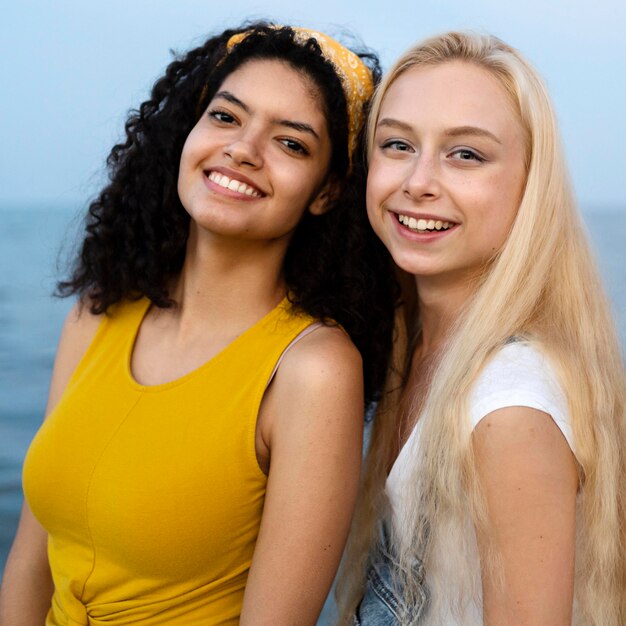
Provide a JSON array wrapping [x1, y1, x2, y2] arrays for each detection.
[[57, 22, 398, 401]]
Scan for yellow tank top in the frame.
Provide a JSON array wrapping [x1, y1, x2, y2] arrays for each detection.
[[23, 296, 316, 625]]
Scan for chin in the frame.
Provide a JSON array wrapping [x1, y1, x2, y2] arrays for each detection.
[[390, 254, 437, 277]]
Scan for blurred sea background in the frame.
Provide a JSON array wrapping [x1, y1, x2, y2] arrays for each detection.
[[1, 204, 625, 580]]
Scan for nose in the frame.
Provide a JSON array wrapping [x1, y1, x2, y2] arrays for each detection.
[[402, 154, 440, 202], [223, 128, 264, 169]]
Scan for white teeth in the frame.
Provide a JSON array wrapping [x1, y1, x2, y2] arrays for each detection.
[[207, 171, 261, 197], [397, 214, 454, 233]]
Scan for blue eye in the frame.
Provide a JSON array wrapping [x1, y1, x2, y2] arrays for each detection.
[[381, 139, 413, 153]]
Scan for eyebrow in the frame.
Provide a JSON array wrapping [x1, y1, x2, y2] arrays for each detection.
[[377, 118, 502, 144], [275, 120, 319, 140], [213, 90, 320, 140], [214, 90, 249, 112], [376, 118, 413, 133], [444, 126, 502, 144]]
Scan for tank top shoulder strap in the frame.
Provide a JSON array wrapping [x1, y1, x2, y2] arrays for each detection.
[[68, 297, 151, 388], [227, 297, 318, 374]]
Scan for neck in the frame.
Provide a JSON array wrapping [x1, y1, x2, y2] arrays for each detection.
[[169, 224, 289, 326], [414, 272, 478, 356]]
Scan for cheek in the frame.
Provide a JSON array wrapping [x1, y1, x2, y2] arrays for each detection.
[[494, 171, 524, 229], [274, 165, 312, 206], [365, 203, 380, 238], [366, 160, 389, 210], [365, 181, 384, 232], [268, 167, 319, 224], [177, 137, 195, 187], [177, 125, 210, 192], [476, 180, 521, 250], [178, 123, 206, 170], [177, 161, 192, 205]]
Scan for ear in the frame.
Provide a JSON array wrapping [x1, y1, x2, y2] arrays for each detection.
[[308, 177, 341, 216]]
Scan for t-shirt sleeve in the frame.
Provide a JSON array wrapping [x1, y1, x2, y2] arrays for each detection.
[[469, 341, 575, 454]]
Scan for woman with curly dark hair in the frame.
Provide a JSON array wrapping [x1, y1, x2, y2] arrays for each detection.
[[0, 23, 396, 625]]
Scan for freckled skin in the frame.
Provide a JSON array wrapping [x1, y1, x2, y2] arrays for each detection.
[[366, 61, 527, 291]]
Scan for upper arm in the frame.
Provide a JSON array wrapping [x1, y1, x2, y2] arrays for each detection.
[[240, 327, 364, 626], [472, 406, 579, 626]]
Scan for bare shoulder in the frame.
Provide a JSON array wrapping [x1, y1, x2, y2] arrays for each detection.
[[473, 405, 578, 489], [46, 298, 104, 414], [276, 323, 363, 387], [473, 406, 575, 463], [57, 298, 103, 364], [472, 406, 578, 551], [261, 323, 363, 447]]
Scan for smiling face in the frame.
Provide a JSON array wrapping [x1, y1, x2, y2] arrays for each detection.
[[177, 58, 333, 246], [366, 60, 527, 290]]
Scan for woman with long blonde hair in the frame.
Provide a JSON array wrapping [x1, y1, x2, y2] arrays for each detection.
[[338, 31, 626, 625]]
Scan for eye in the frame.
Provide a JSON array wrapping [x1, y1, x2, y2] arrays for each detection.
[[279, 138, 309, 156], [207, 109, 237, 124], [449, 148, 485, 163], [380, 139, 414, 153]]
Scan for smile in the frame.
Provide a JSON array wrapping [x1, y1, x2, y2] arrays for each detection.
[[397, 214, 454, 233], [206, 171, 263, 197]]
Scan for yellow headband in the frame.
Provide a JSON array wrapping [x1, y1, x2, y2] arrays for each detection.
[[227, 27, 374, 167]]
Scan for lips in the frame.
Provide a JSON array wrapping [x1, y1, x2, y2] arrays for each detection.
[[205, 170, 265, 197]]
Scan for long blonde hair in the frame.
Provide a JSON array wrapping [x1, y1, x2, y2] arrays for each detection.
[[338, 32, 626, 625]]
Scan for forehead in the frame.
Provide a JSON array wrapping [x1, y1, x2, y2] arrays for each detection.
[[216, 59, 326, 119], [379, 60, 521, 135]]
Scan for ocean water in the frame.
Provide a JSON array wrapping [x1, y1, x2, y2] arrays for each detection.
[[0, 207, 77, 575], [1, 206, 624, 614]]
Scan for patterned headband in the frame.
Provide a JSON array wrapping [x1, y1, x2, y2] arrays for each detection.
[[227, 27, 374, 168]]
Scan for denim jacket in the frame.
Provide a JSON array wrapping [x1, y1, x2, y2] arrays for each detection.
[[352, 524, 428, 625]]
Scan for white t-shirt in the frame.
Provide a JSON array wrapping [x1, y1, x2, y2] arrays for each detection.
[[385, 341, 574, 624]]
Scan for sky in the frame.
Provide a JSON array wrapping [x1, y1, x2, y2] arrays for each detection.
[[1, 0, 624, 212]]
